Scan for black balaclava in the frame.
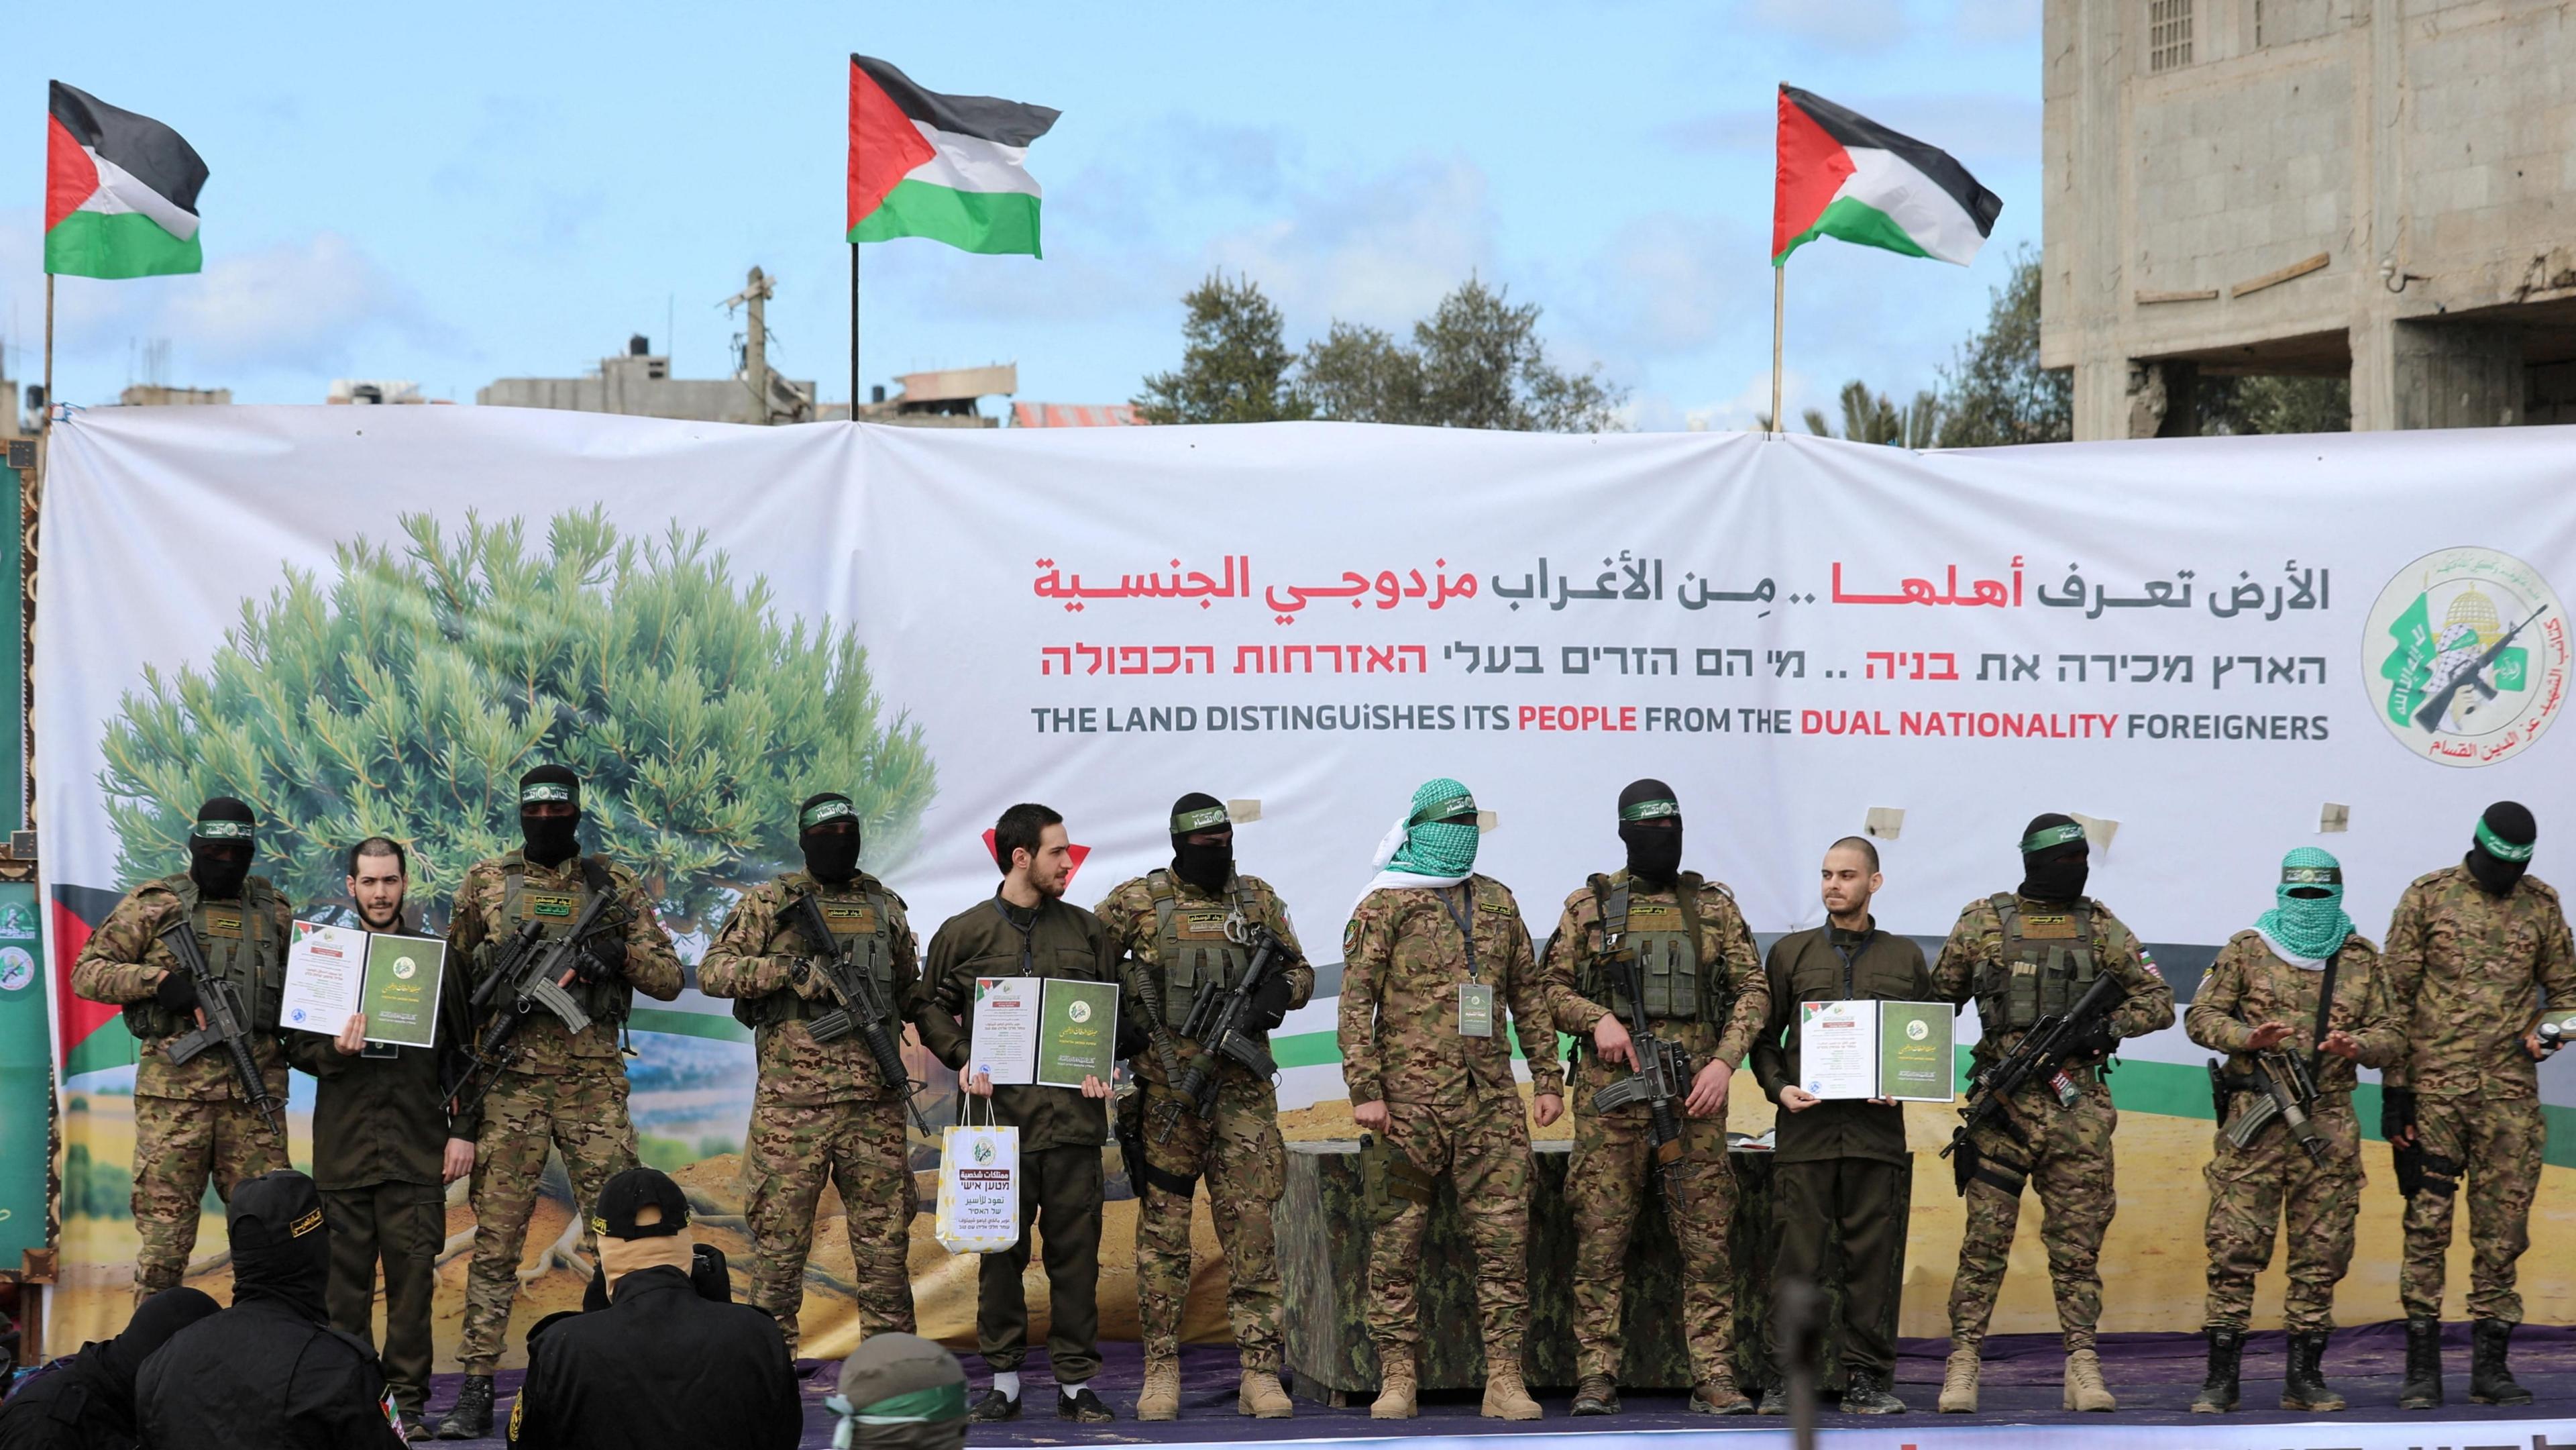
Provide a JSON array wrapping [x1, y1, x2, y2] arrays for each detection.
[[226, 1170, 331, 1320], [2019, 813, 2091, 902], [2466, 800, 2536, 896], [92, 1285, 219, 1400], [187, 796, 257, 900], [800, 792, 863, 884], [1617, 778, 1684, 888], [1169, 792, 1234, 894], [518, 764, 582, 868]]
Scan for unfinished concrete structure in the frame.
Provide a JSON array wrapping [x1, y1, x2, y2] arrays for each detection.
[[2043, 0, 2576, 435]]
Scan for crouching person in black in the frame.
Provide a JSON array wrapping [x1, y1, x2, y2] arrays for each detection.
[[135, 1171, 405, 1449], [0, 1288, 216, 1450], [506, 1168, 800, 1450]]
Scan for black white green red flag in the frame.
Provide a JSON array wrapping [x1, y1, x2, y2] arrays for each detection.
[[847, 55, 1059, 258], [46, 81, 208, 279], [1772, 85, 1999, 267]]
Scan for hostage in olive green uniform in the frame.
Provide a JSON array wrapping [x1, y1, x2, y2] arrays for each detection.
[[69, 797, 293, 1302], [437, 766, 684, 1441], [1339, 779, 1564, 1422], [2184, 847, 2403, 1415], [1750, 837, 1933, 1417], [2381, 802, 2576, 1410], [916, 804, 1121, 1426], [1931, 814, 2173, 1415], [1536, 781, 1768, 1417], [1095, 793, 1309, 1420], [698, 792, 930, 1358], [285, 839, 475, 1437]]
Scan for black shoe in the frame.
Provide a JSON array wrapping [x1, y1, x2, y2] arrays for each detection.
[[1756, 1383, 1785, 1416], [969, 1388, 1022, 1422], [2398, 1316, 2444, 1410], [2280, 1329, 2345, 1412], [1059, 1386, 1114, 1422], [2469, 1318, 2533, 1406], [1839, 1369, 1906, 1415], [434, 1376, 493, 1440], [2190, 1326, 2244, 1414], [1570, 1374, 1619, 1415]]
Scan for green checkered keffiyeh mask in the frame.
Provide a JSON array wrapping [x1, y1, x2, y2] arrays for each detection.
[[1389, 778, 1479, 876], [2256, 846, 2353, 962]]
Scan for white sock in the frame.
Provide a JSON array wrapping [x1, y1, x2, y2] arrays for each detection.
[[1059, 1378, 1089, 1400], [992, 1371, 1021, 1400]]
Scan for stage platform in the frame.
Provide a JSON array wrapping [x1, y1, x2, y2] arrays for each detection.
[[423, 1323, 2576, 1447]]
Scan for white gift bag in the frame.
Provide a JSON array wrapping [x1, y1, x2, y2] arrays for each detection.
[[935, 1096, 1022, 1254]]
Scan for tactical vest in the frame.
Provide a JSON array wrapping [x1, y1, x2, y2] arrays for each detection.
[[1976, 893, 2098, 1035], [731, 873, 899, 1031], [123, 874, 286, 1041], [1146, 870, 1258, 1000], [497, 854, 631, 1029], [1578, 872, 1721, 1023]]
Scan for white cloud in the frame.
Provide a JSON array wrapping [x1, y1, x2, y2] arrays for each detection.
[[1202, 156, 1496, 331], [1731, 0, 1912, 52], [1572, 212, 1763, 358]]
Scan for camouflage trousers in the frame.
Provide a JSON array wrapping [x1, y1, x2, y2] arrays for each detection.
[[2203, 1097, 2362, 1333], [458, 1068, 639, 1372], [2400, 1090, 2544, 1323], [1134, 1068, 1288, 1371], [1368, 1094, 1532, 1363], [1568, 1100, 1737, 1386], [1949, 1080, 2118, 1353], [131, 1093, 288, 1298], [742, 1092, 916, 1353]]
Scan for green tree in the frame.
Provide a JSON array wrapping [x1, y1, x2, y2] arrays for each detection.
[[96, 507, 936, 933], [1299, 276, 1625, 432], [1799, 381, 1943, 448], [1935, 244, 2072, 448], [1134, 272, 1313, 424], [2198, 374, 2351, 435]]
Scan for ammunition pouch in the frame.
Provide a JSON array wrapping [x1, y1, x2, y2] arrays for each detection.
[[2415, 1149, 2461, 1200], [1951, 1136, 2030, 1198], [1116, 1088, 1199, 1198], [1360, 1132, 1438, 1223]]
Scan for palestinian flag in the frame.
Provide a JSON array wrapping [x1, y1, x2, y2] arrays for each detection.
[[46, 81, 208, 279], [1772, 85, 2000, 267], [848, 55, 1059, 258]]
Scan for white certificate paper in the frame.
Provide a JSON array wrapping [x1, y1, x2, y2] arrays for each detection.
[[967, 976, 1041, 1086], [280, 921, 368, 1035], [1799, 1000, 1878, 1100]]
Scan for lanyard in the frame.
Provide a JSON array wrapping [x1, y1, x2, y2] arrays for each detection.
[[990, 896, 1038, 974], [1438, 886, 1481, 982]]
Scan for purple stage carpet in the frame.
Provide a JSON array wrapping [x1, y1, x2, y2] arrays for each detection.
[[427, 1323, 2576, 1447]]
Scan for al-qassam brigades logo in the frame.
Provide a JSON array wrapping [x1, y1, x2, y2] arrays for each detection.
[[2365, 547, 2567, 766]]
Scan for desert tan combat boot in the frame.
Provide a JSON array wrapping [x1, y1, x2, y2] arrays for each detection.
[[1371, 1355, 1418, 1420], [1238, 1369, 1293, 1418], [2061, 1348, 2117, 1412], [1937, 1347, 1980, 1413], [1481, 1359, 1543, 1420], [1137, 1355, 1182, 1421]]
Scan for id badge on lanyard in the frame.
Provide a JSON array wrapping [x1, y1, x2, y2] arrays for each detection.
[[1441, 888, 1495, 1038]]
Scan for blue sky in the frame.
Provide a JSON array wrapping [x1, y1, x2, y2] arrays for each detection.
[[7, 0, 2043, 429]]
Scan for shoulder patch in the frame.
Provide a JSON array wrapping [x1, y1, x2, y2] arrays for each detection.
[[2137, 945, 2162, 979], [1342, 918, 1362, 953]]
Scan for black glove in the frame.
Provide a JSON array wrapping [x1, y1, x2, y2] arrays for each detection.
[[1114, 1016, 1150, 1060], [1250, 974, 1297, 1032], [690, 1243, 732, 1302], [2074, 1022, 2120, 1061], [575, 933, 627, 984], [2381, 1084, 2416, 1143], [154, 970, 199, 1017]]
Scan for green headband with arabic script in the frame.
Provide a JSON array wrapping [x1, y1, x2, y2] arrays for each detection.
[[2021, 821, 2087, 853], [1619, 798, 1679, 823], [826, 1382, 970, 1426], [1171, 805, 1231, 834], [802, 798, 858, 831], [1407, 792, 1479, 828], [520, 782, 574, 805], [191, 819, 254, 841], [2477, 818, 2535, 862]]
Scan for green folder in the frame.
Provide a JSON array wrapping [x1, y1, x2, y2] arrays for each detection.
[[1036, 979, 1120, 1088], [360, 933, 447, 1050], [1876, 1001, 1956, 1102]]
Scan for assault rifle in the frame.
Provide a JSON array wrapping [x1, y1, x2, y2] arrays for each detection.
[[1941, 971, 2125, 1182], [158, 923, 284, 1142], [1587, 951, 1691, 1207], [787, 892, 928, 1135], [1163, 923, 1289, 1137], [2414, 606, 2548, 733], [2213, 1047, 2327, 1163], [444, 892, 629, 1119]]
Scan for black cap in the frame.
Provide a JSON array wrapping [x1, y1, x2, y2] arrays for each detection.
[[227, 1170, 326, 1253], [592, 1166, 689, 1239]]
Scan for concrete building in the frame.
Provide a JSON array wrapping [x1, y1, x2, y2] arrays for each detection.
[[480, 335, 814, 425], [117, 384, 230, 407], [2043, 0, 2576, 436]]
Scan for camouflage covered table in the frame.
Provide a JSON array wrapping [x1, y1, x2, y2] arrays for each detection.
[[1278, 1138, 1908, 1400]]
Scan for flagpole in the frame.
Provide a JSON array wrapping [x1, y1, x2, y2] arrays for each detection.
[[849, 242, 860, 419], [1769, 265, 1784, 437]]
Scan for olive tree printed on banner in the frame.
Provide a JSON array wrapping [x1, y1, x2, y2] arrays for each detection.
[[96, 507, 937, 931]]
